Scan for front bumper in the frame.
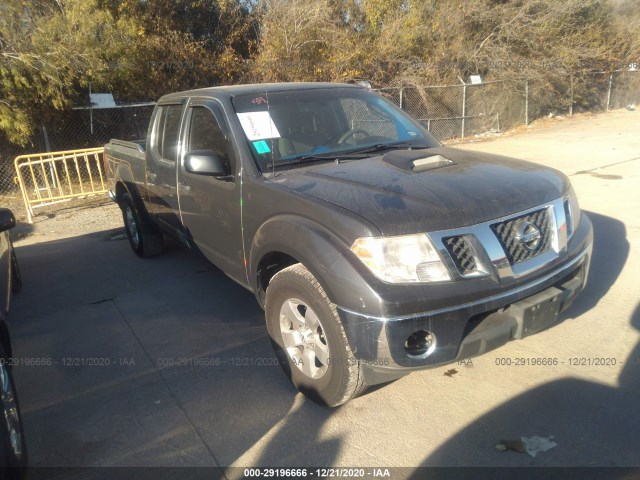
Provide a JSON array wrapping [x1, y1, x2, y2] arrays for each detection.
[[336, 215, 593, 385]]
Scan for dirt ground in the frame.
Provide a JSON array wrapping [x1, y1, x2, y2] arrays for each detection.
[[11, 196, 122, 245]]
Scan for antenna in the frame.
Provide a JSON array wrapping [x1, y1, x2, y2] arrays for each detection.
[[264, 86, 274, 178]]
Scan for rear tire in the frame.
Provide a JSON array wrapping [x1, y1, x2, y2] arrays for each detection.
[[265, 264, 367, 407], [120, 192, 163, 258]]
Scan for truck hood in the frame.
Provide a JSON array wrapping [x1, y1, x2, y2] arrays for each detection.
[[273, 147, 568, 235]]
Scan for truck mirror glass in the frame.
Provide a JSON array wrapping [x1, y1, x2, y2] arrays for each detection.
[[184, 150, 226, 177]]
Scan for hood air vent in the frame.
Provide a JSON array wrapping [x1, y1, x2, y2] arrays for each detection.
[[382, 150, 454, 173]]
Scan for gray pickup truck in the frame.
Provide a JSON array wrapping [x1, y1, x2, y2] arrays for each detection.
[[105, 82, 593, 406]]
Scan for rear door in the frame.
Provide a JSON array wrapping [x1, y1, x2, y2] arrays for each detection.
[[146, 102, 186, 234], [177, 99, 245, 283]]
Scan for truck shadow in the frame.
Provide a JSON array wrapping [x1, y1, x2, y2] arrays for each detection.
[[414, 302, 640, 471], [559, 210, 629, 319], [11, 228, 341, 471]]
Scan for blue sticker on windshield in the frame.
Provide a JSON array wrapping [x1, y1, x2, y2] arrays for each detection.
[[253, 140, 271, 154]]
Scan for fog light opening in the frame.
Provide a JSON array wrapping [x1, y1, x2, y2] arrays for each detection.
[[405, 330, 436, 358]]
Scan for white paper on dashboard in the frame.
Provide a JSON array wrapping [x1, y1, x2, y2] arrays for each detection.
[[237, 112, 281, 140]]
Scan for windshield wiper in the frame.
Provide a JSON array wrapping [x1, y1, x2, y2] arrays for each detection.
[[266, 153, 338, 169], [342, 142, 432, 156], [267, 150, 371, 168], [265, 142, 432, 170]]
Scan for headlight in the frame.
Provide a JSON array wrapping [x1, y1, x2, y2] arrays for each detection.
[[351, 234, 451, 283], [564, 184, 581, 239]]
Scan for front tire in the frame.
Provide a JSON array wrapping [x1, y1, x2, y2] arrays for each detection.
[[0, 343, 27, 477], [265, 264, 366, 407], [120, 193, 163, 258]]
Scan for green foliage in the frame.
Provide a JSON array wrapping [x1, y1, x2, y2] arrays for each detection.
[[0, 0, 137, 145], [0, 0, 258, 145]]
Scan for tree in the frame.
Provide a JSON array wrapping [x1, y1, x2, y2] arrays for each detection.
[[0, 0, 260, 146], [0, 0, 136, 145], [253, 0, 344, 82], [105, 0, 260, 101]]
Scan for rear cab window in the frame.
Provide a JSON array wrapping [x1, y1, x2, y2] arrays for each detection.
[[150, 104, 184, 162]]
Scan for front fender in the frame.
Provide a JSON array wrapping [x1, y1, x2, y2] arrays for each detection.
[[249, 215, 384, 314]]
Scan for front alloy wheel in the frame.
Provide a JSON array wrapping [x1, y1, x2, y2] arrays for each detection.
[[265, 264, 367, 407], [279, 298, 330, 380]]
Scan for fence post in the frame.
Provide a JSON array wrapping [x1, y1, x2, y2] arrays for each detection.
[[569, 75, 574, 116], [41, 124, 57, 188], [461, 83, 467, 138], [606, 73, 613, 111], [399, 86, 404, 109], [525, 79, 529, 126], [41, 124, 52, 152]]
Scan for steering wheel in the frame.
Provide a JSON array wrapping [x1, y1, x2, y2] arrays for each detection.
[[335, 128, 369, 145]]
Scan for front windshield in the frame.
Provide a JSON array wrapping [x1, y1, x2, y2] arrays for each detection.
[[231, 86, 440, 170]]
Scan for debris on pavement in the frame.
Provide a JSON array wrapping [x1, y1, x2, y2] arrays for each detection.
[[495, 439, 526, 453], [495, 435, 558, 458], [443, 368, 458, 377]]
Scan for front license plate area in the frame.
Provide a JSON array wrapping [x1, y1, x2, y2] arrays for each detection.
[[509, 287, 564, 339]]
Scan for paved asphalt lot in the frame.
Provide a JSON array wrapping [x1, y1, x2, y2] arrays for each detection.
[[8, 109, 640, 476]]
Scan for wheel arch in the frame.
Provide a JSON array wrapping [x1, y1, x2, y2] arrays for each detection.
[[250, 215, 380, 313], [115, 179, 153, 228], [251, 215, 346, 308], [114, 181, 128, 205]]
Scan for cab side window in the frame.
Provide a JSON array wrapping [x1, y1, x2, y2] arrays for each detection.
[[152, 104, 183, 162], [187, 106, 234, 175]]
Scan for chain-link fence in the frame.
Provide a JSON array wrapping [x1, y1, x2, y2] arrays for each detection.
[[0, 104, 154, 208], [377, 70, 639, 142], [378, 79, 528, 141], [526, 70, 640, 119], [1, 71, 639, 207]]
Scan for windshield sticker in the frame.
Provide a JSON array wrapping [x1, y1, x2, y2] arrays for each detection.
[[253, 140, 271, 154], [237, 111, 281, 140], [251, 96, 268, 105]]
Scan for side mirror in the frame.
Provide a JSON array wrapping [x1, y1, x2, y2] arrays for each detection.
[[0, 208, 15, 233], [184, 150, 227, 177]]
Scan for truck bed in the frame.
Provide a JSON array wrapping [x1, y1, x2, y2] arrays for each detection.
[[104, 139, 147, 187]]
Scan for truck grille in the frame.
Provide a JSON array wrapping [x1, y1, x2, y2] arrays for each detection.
[[491, 208, 551, 264], [444, 236, 477, 275]]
